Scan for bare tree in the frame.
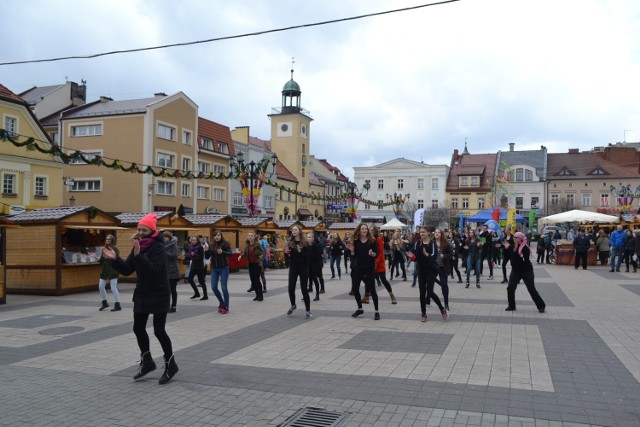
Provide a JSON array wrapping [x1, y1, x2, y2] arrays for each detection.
[[422, 207, 455, 229], [545, 197, 581, 215]]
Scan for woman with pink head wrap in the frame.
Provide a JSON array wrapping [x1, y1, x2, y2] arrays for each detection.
[[503, 231, 546, 313]]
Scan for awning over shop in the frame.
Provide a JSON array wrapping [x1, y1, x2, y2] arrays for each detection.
[[297, 208, 313, 216]]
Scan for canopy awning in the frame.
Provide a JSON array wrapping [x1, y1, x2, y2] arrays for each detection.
[[64, 225, 128, 230], [297, 208, 313, 216]]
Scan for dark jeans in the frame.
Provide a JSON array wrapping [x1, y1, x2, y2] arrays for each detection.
[[329, 254, 342, 278], [480, 252, 493, 276], [169, 278, 178, 308], [501, 257, 510, 280], [249, 263, 263, 300], [418, 269, 443, 314], [506, 270, 545, 310], [188, 268, 207, 297], [133, 312, 173, 356], [623, 249, 637, 270], [436, 266, 449, 308], [575, 252, 588, 269], [288, 264, 310, 310]]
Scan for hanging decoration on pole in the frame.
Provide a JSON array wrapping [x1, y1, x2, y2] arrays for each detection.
[[230, 152, 277, 217]]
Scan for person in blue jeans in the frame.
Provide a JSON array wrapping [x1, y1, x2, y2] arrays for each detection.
[[609, 225, 626, 272], [207, 230, 233, 313]]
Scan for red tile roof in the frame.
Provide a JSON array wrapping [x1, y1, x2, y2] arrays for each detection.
[[198, 117, 235, 156], [446, 153, 497, 192], [276, 160, 298, 183], [0, 84, 26, 104], [547, 152, 639, 179], [249, 136, 271, 151]]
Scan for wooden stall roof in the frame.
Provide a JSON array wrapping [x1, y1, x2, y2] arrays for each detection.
[[115, 211, 199, 231], [8, 206, 121, 228], [301, 220, 326, 231], [237, 217, 271, 227], [328, 222, 358, 230], [184, 214, 242, 228], [274, 219, 302, 229]]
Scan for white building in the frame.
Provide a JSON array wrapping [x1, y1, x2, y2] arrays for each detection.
[[353, 158, 449, 225]]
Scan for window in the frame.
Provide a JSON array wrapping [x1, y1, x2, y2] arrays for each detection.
[[471, 176, 479, 186], [431, 178, 438, 190], [201, 137, 214, 151], [182, 157, 191, 171], [218, 142, 229, 154], [397, 179, 404, 190], [478, 197, 485, 209], [71, 124, 102, 136], [531, 197, 539, 208], [71, 179, 101, 192], [51, 131, 59, 144], [197, 186, 209, 199], [213, 165, 225, 175], [525, 169, 533, 181], [197, 161, 210, 173], [157, 152, 174, 168], [156, 181, 174, 195], [34, 176, 47, 197], [418, 199, 424, 209], [3, 173, 17, 194], [181, 183, 191, 197], [4, 116, 17, 136], [182, 130, 192, 146], [451, 198, 458, 209], [462, 198, 469, 209], [279, 188, 285, 200], [70, 151, 101, 164], [600, 193, 609, 206], [157, 124, 175, 141], [516, 168, 524, 182], [233, 192, 243, 206], [515, 197, 523, 209], [377, 179, 384, 190], [417, 178, 424, 190], [551, 194, 559, 205], [432, 199, 439, 209], [213, 188, 224, 201], [460, 177, 468, 186], [582, 193, 591, 206], [567, 194, 575, 206], [264, 196, 273, 209]]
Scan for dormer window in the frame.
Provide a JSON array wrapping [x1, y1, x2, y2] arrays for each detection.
[[557, 168, 574, 176], [589, 167, 607, 175]]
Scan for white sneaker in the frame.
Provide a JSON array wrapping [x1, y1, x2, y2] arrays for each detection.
[[305, 311, 312, 319]]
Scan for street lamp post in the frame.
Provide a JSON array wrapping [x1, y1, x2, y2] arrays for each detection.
[[230, 152, 278, 217], [387, 192, 410, 219], [345, 181, 370, 222]]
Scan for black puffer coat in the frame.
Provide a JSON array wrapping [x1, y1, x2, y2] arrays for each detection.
[[112, 234, 170, 314]]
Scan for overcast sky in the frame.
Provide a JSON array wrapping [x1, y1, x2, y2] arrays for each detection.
[[3, 0, 640, 178]]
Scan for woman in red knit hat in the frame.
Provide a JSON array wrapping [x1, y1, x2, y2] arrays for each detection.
[[102, 213, 178, 384]]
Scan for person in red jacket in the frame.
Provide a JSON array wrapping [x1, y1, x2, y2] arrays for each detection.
[[363, 226, 397, 304]]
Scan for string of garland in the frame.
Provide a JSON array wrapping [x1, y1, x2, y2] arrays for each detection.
[[0, 129, 398, 207]]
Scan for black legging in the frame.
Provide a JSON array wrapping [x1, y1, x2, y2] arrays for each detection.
[[506, 270, 545, 311], [419, 269, 443, 315], [188, 268, 207, 297], [450, 256, 462, 282], [351, 267, 378, 310], [288, 264, 310, 311], [249, 263, 263, 300], [374, 271, 393, 295], [309, 263, 325, 295], [169, 278, 178, 308], [436, 266, 449, 309], [501, 257, 510, 281], [390, 250, 406, 278], [133, 312, 173, 356]]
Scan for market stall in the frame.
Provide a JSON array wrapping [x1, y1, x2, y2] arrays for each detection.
[[5, 206, 126, 295], [187, 214, 246, 271]]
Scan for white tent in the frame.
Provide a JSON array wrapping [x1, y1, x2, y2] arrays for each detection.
[[539, 209, 619, 226], [380, 217, 409, 230]]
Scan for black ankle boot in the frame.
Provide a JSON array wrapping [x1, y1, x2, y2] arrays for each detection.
[[134, 351, 157, 380], [159, 354, 179, 384], [110, 302, 121, 311], [99, 300, 109, 311]]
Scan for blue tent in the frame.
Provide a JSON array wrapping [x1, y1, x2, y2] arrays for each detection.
[[466, 208, 525, 223]]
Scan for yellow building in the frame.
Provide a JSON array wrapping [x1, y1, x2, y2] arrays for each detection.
[[0, 84, 65, 214], [59, 92, 213, 213]]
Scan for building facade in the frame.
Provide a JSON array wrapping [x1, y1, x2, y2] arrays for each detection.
[[446, 147, 497, 217]]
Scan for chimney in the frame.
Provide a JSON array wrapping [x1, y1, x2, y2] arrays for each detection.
[[453, 149, 459, 164], [99, 96, 113, 102], [568, 148, 579, 154], [154, 92, 168, 98], [509, 142, 515, 152]]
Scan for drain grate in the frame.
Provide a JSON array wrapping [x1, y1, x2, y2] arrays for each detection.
[[281, 407, 346, 427], [39, 326, 85, 335]]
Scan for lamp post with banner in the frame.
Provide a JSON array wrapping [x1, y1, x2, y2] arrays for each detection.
[[230, 152, 278, 217]]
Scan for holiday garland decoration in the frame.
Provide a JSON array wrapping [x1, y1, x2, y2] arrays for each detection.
[[0, 129, 396, 207]]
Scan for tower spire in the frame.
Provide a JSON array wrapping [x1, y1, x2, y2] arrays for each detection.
[[291, 57, 295, 80], [462, 138, 470, 155]]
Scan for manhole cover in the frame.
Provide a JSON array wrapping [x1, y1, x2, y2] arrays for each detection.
[[281, 407, 346, 427], [39, 326, 85, 335]]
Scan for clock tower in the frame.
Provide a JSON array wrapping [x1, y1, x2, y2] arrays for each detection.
[[269, 67, 313, 218]]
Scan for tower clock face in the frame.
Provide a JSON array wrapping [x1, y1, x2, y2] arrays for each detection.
[[277, 121, 293, 137]]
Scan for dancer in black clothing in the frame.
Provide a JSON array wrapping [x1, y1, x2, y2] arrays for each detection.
[[503, 232, 546, 313], [416, 227, 448, 322], [285, 225, 312, 319], [327, 232, 344, 279], [343, 232, 353, 273], [498, 225, 515, 283], [478, 224, 494, 279], [447, 230, 463, 284], [307, 233, 325, 301], [347, 223, 380, 320]]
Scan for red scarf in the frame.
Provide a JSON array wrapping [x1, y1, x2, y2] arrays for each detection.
[[138, 231, 159, 253]]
